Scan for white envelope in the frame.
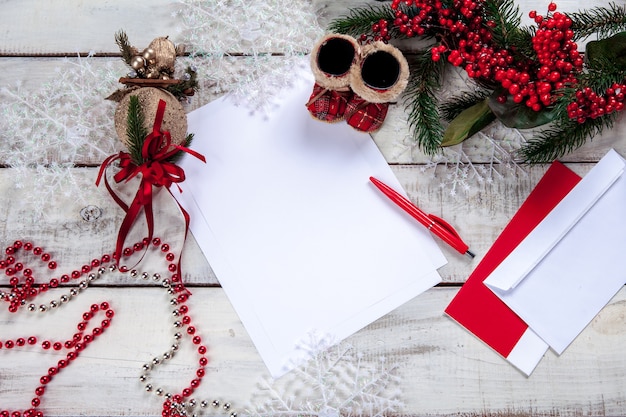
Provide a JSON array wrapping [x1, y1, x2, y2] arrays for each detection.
[[175, 62, 447, 377], [485, 149, 626, 354]]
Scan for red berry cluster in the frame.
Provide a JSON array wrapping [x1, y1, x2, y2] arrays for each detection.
[[567, 83, 626, 122], [367, 1, 626, 124]]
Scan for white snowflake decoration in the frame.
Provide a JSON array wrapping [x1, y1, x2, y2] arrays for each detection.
[[249, 336, 402, 417], [0, 54, 122, 218], [174, 0, 324, 113]]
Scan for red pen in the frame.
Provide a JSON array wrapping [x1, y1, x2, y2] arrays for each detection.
[[370, 176, 475, 258]]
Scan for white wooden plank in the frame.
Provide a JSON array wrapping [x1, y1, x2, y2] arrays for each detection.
[[0, 0, 183, 55], [0, 286, 624, 415], [0, 163, 596, 285], [2, 58, 626, 168]]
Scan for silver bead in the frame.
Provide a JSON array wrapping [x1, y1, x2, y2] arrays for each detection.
[[156, 387, 164, 396], [98, 267, 106, 275], [70, 288, 79, 296], [88, 273, 96, 281], [174, 321, 182, 328], [167, 288, 175, 295], [39, 305, 47, 312], [223, 403, 231, 410], [152, 357, 161, 365], [49, 300, 59, 309], [130, 270, 138, 277], [79, 280, 87, 289], [28, 304, 36, 311], [200, 400, 208, 408], [165, 393, 172, 399], [20, 299, 26, 306], [212, 400, 220, 407], [174, 332, 182, 340], [170, 298, 178, 306], [231, 412, 238, 417], [142, 272, 150, 280], [139, 374, 148, 382], [109, 264, 117, 272], [188, 399, 197, 408], [0, 292, 5, 300], [142, 363, 151, 371], [152, 273, 161, 281], [145, 384, 153, 392], [163, 352, 172, 360], [172, 309, 180, 316], [171, 343, 179, 351], [162, 279, 171, 288], [60, 294, 69, 303]]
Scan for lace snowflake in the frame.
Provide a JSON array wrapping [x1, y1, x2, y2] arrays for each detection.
[[174, 0, 324, 113], [248, 335, 402, 417], [0, 53, 122, 218]]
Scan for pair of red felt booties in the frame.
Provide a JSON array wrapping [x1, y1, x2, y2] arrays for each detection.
[[306, 34, 409, 133]]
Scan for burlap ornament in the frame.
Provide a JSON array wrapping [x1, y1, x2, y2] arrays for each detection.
[[114, 87, 188, 147]]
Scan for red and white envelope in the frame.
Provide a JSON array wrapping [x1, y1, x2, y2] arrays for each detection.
[[447, 149, 626, 375], [445, 160, 581, 375]]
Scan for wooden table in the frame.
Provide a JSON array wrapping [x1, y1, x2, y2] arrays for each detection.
[[1, 1, 625, 416]]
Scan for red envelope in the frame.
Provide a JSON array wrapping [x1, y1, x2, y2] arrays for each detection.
[[445, 161, 581, 374]]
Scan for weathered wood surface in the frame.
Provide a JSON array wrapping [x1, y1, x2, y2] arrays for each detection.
[[1, 0, 626, 416], [1, 286, 625, 416]]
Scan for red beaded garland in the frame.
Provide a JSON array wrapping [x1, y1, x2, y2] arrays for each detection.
[[0, 237, 208, 417]]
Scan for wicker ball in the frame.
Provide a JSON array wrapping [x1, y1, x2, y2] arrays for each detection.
[[114, 87, 187, 148]]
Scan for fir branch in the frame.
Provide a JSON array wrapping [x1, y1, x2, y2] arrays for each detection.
[[440, 89, 491, 121], [583, 57, 626, 93], [567, 3, 626, 41], [519, 115, 616, 163], [126, 95, 148, 165], [168, 133, 194, 164], [482, 0, 522, 49], [404, 49, 446, 155], [167, 66, 199, 99], [115, 30, 134, 65], [327, 4, 397, 37]]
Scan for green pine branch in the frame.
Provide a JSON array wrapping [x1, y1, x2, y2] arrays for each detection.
[[584, 57, 626, 93], [483, 0, 522, 49], [519, 114, 616, 163], [327, 4, 397, 37], [567, 3, 626, 41], [167, 133, 194, 164], [114, 30, 134, 66], [167, 66, 199, 99], [126, 95, 148, 165], [404, 49, 446, 156], [440, 90, 491, 122]]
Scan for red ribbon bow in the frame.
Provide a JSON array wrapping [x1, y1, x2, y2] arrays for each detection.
[[97, 99, 205, 279]]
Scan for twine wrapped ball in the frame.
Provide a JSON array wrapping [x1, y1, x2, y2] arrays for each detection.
[[114, 87, 188, 148]]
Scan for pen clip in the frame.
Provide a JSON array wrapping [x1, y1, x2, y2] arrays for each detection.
[[427, 213, 461, 239]]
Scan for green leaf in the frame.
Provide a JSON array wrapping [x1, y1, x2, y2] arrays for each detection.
[[586, 31, 626, 70], [441, 99, 496, 146], [487, 89, 559, 129]]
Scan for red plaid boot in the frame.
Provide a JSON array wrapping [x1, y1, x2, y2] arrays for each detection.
[[346, 42, 409, 132], [307, 34, 360, 123]]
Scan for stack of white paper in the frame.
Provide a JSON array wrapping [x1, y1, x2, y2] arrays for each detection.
[[175, 64, 447, 377]]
